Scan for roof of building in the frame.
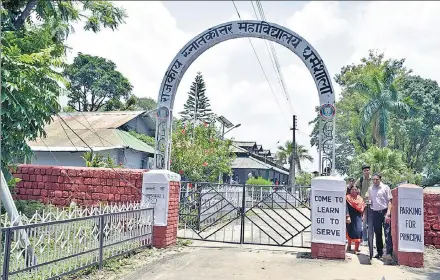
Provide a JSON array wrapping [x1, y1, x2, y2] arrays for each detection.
[[232, 141, 257, 148], [231, 156, 289, 175], [56, 111, 152, 130], [230, 145, 249, 154], [28, 112, 155, 154], [28, 129, 154, 154]]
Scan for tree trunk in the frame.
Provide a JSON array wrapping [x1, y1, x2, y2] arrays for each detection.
[[13, 0, 38, 30]]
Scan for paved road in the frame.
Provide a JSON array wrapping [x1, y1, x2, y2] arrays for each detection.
[[122, 242, 439, 280]]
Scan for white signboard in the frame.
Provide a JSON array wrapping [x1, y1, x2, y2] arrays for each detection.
[[311, 177, 346, 245], [398, 187, 424, 253]]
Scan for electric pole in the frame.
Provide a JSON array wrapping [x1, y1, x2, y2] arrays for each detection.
[[290, 115, 297, 187]]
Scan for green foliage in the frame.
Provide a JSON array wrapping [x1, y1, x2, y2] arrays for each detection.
[[64, 53, 133, 111], [135, 97, 157, 111], [2, 1, 127, 32], [0, 0, 127, 173], [128, 131, 155, 146], [82, 152, 122, 168], [296, 171, 312, 186], [179, 72, 215, 124], [246, 176, 273, 186], [349, 146, 422, 187], [171, 122, 235, 182]]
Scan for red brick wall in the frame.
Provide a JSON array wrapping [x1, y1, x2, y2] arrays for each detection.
[[424, 192, 440, 248], [153, 181, 180, 248], [311, 243, 345, 260], [13, 164, 146, 206]]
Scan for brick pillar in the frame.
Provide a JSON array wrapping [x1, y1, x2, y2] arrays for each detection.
[[391, 184, 424, 268], [141, 170, 181, 249], [311, 176, 346, 260]]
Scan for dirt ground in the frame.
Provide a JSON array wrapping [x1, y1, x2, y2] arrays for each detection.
[[78, 241, 440, 280]]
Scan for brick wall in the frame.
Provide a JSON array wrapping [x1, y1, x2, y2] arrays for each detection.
[[13, 164, 146, 206], [424, 191, 440, 248], [152, 181, 180, 248], [311, 243, 345, 260]]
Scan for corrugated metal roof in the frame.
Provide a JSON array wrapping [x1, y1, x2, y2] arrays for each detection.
[[232, 141, 257, 147], [231, 145, 249, 153], [57, 111, 146, 130], [232, 156, 289, 175], [28, 128, 154, 154]]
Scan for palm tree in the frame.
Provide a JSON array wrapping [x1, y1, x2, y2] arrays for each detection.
[[350, 62, 408, 148], [276, 141, 313, 184]]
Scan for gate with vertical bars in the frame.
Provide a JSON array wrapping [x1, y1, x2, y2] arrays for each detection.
[[178, 182, 312, 248]]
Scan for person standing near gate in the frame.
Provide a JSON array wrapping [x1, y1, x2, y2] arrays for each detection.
[[355, 165, 372, 245], [368, 173, 393, 260]]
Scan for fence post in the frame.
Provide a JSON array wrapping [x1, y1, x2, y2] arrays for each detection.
[[240, 183, 246, 244], [98, 215, 105, 270], [2, 228, 12, 280]]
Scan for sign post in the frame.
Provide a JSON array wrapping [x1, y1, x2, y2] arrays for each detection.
[[311, 176, 346, 259], [391, 184, 424, 267]]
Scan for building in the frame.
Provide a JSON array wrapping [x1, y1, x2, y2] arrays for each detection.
[[26, 111, 156, 169], [227, 141, 289, 184]]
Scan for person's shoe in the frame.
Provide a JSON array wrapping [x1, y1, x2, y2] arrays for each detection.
[[383, 254, 393, 262], [374, 254, 382, 259], [362, 241, 368, 246]]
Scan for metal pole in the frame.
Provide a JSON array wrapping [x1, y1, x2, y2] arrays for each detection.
[[290, 115, 297, 186], [240, 183, 246, 244], [2, 228, 12, 280], [98, 215, 105, 270]]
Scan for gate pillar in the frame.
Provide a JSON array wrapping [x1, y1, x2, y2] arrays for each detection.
[[391, 184, 424, 267], [310, 176, 346, 259], [141, 170, 181, 248]]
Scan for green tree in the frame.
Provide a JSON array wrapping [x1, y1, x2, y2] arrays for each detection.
[[349, 146, 422, 187], [246, 177, 272, 186], [296, 171, 312, 186], [171, 122, 235, 182], [276, 141, 313, 184], [346, 52, 409, 147], [3, 1, 126, 32], [64, 53, 133, 111], [135, 97, 157, 111], [102, 95, 137, 111], [1, 1, 127, 172], [179, 72, 214, 124]]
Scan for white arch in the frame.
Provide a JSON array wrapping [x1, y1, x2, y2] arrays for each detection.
[[155, 20, 336, 173]]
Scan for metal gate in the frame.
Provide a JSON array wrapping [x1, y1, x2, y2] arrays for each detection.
[[178, 182, 312, 248]]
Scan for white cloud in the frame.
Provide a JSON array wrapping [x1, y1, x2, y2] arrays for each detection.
[[286, 1, 349, 45]]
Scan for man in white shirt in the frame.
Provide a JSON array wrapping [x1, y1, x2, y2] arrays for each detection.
[[368, 173, 393, 260]]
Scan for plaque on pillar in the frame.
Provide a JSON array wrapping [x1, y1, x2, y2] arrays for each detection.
[[141, 170, 180, 226]]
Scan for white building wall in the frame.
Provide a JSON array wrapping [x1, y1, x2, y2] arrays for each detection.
[[31, 149, 119, 167], [31, 149, 151, 169]]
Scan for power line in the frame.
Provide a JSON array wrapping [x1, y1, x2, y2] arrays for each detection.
[[254, 0, 295, 115], [231, 0, 291, 127]]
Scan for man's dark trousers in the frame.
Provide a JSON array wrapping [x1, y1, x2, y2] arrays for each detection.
[[372, 209, 393, 256]]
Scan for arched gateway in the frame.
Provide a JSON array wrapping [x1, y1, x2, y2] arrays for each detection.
[[155, 20, 336, 176]]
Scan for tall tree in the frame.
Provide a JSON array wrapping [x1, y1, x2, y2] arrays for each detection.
[[180, 72, 214, 124], [1, 0, 127, 172], [276, 141, 313, 184], [64, 53, 133, 111]]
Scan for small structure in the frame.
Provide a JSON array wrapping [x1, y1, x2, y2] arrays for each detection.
[[26, 111, 155, 169], [228, 142, 289, 184]]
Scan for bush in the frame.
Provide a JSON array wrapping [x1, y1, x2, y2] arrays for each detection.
[[246, 177, 273, 186]]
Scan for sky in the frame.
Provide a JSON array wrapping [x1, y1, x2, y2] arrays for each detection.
[[65, 1, 440, 172]]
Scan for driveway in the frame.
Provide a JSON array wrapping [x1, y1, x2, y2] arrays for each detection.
[[121, 241, 439, 280]]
